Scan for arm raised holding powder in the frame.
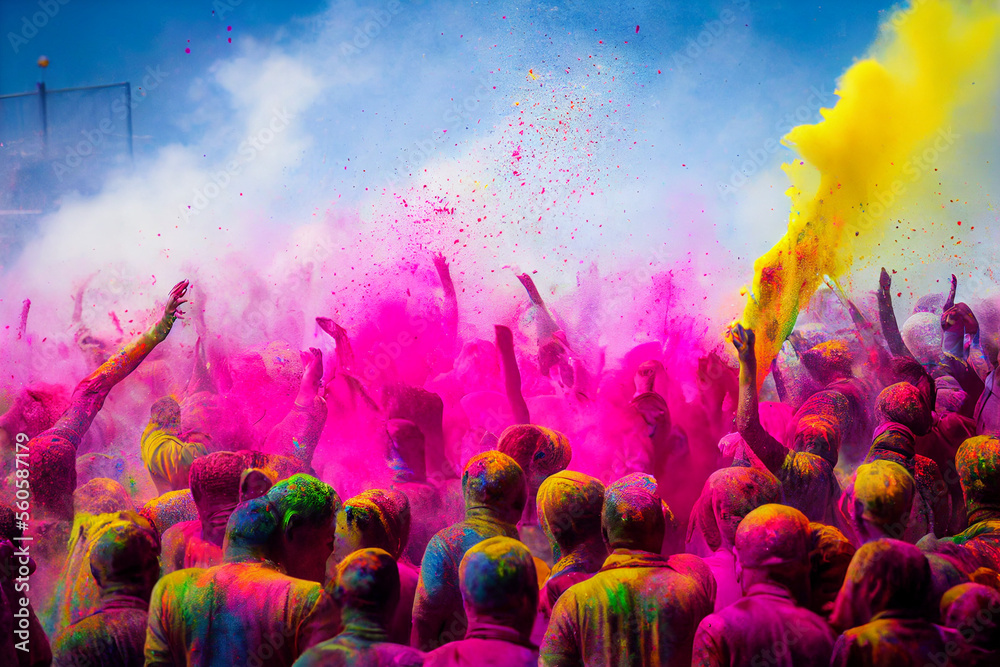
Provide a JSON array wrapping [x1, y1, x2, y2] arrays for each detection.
[[731, 323, 789, 475]]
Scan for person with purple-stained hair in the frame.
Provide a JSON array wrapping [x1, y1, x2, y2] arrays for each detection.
[[540, 473, 715, 667], [51, 519, 160, 667], [412, 450, 527, 651], [145, 493, 339, 667], [294, 548, 425, 667], [424, 536, 539, 666], [692, 504, 835, 667]]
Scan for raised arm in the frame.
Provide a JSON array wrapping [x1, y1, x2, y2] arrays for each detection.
[[433, 252, 459, 345], [495, 325, 530, 424], [49, 280, 189, 447], [731, 323, 788, 475], [877, 268, 913, 359]]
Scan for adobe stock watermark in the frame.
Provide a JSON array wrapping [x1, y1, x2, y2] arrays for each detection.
[[7, 0, 71, 54], [335, 0, 405, 58], [178, 107, 294, 222], [670, 0, 750, 72], [52, 65, 168, 181], [717, 84, 833, 198]]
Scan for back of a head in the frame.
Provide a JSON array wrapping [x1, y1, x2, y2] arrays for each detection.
[[800, 339, 854, 382], [901, 312, 943, 366], [224, 496, 279, 556], [387, 418, 426, 482], [736, 504, 810, 567], [808, 523, 855, 617], [334, 548, 400, 618], [267, 473, 341, 530], [709, 467, 782, 547], [832, 538, 931, 629], [150, 396, 182, 429], [603, 473, 670, 552], [459, 536, 538, 629], [853, 460, 915, 536], [791, 417, 840, 467], [28, 435, 76, 520], [89, 519, 160, 597], [735, 504, 810, 591], [778, 452, 839, 523], [497, 424, 572, 487], [876, 382, 932, 436], [537, 470, 604, 555], [74, 478, 133, 516], [339, 489, 411, 560], [956, 436, 1000, 521], [189, 451, 245, 519], [940, 583, 1000, 654], [461, 451, 526, 521]]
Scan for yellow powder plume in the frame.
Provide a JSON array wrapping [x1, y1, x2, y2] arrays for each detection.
[[738, 0, 1000, 385]]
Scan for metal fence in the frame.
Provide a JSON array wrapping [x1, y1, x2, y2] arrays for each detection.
[[0, 82, 132, 267]]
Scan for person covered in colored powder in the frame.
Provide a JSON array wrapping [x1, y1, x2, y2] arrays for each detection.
[[830, 538, 957, 667], [411, 450, 527, 651], [938, 435, 1000, 570], [51, 520, 160, 667], [293, 547, 424, 667], [540, 473, 716, 667], [144, 490, 339, 667], [159, 451, 246, 575], [424, 536, 540, 667], [495, 423, 572, 564], [692, 504, 836, 667], [689, 466, 782, 611], [730, 324, 842, 524], [535, 470, 607, 622], [839, 459, 917, 546], [27, 280, 189, 594], [331, 488, 417, 645], [140, 396, 209, 496]]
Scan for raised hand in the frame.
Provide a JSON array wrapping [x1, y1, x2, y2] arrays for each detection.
[[944, 274, 958, 312], [730, 322, 755, 361], [165, 280, 190, 321], [879, 267, 891, 293], [942, 302, 979, 335]]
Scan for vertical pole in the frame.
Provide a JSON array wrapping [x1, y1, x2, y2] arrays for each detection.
[[124, 82, 133, 163], [37, 81, 48, 156]]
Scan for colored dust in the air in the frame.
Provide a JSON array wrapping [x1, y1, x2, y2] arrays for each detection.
[[738, 0, 1000, 384]]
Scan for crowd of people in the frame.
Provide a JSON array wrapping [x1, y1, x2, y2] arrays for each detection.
[[0, 261, 999, 667]]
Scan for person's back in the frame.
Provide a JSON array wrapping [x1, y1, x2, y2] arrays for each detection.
[[424, 537, 539, 667], [541, 473, 715, 667], [52, 520, 160, 667], [692, 505, 834, 667], [412, 451, 527, 650], [294, 548, 424, 667], [145, 497, 338, 666]]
